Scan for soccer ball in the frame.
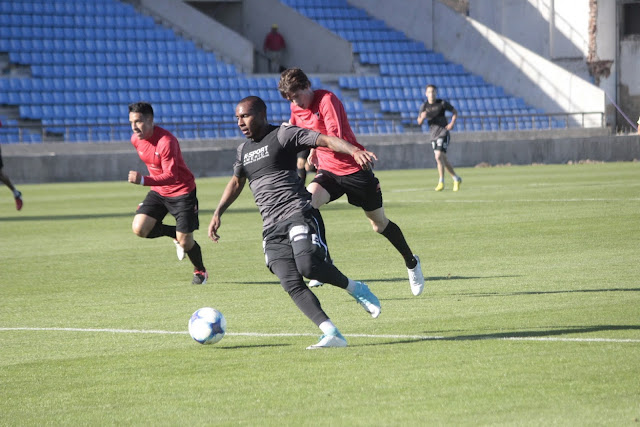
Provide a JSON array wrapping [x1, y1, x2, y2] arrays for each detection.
[[188, 307, 226, 345]]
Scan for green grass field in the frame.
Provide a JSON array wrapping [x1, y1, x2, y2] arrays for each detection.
[[1, 163, 638, 425]]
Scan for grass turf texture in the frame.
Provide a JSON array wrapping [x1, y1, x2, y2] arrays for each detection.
[[0, 163, 638, 425]]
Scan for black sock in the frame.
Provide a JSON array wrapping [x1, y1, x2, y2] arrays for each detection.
[[146, 223, 177, 239], [381, 221, 416, 268], [187, 241, 205, 271]]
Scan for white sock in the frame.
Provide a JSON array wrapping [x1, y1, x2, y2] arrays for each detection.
[[439, 178, 444, 183], [346, 278, 357, 294], [319, 320, 338, 335], [453, 176, 460, 182]]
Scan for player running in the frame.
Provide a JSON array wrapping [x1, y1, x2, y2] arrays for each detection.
[[127, 102, 208, 285], [208, 96, 380, 349]]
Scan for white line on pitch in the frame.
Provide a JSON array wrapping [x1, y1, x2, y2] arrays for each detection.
[[1, 327, 639, 344]]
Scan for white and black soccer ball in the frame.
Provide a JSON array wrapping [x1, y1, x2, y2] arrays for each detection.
[[188, 307, 226, 345]]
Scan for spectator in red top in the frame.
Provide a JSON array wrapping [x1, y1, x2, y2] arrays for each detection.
[[263, 24, 286, 73], [0, 120, 22, 210], [127, 102, 208, 285]]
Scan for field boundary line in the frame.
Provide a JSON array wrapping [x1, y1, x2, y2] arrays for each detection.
[[1, 327, 639, 344]]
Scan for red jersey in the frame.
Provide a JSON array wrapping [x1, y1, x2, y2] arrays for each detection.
[[289, 89, 364, 176], [131, 126, 195, 197], [263, 31, 286, 51]]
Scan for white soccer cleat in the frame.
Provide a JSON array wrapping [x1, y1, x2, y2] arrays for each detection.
[[351, 281, 381, 318], [308, 280, 324, 288], [174, 239, 185, 261], [408, 255, 425, 296], [306, 332, 347, 349]]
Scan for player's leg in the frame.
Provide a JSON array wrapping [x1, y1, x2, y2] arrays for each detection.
[[306, 172, 341, 287], [440, 135, 462, 191], [288, 213, 381, 318], [345, 170, 425, 296], [132, 191, 174, 238], [171, 190, 207, 284], [0, 159, 22, 210], [265, 232, 346, 348], [434, 149, 445, 191]]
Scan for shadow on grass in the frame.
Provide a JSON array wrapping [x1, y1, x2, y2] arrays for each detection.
[[218, 343, 290, 350], [356, 325, 640, 347], [456, 287, 640, 297], [0, 209, 222, 222]]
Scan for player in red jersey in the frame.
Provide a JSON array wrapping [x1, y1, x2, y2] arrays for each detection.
[[127, 102, 208, 284], [278, 68, 425, 296]]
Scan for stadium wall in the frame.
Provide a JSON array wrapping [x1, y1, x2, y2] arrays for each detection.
[[3, 130, 638, 184]]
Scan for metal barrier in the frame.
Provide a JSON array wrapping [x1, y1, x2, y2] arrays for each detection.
[[0, 111, 605, 143]]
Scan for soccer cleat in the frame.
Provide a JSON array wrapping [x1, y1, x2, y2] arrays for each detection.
[[408, 255, 425, 296], [306, 331, 347, 349], [308, 279, 324, 288], [351, 281, 381, 318], [14, 191, 22, 211], [453, 177, 462, 192], [174, 239, 185, 261], [192, 270, 208, 285], [435, 182, 444, 191]]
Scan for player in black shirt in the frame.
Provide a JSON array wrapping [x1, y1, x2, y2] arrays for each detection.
[[207, 96, 381, 349], [417, 84, 462, 191]]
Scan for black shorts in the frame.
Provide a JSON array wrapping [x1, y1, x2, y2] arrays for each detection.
[[136, 189, 199, 233], [262, 210, 328, 271], [431, 133, 450, 153], [311, 168, 383, 212]]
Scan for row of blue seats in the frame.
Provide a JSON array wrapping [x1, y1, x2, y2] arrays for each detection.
[[379, 63, 466, 76], [333, 29, 407, 42], [339, 74, 485, 89], [5, 89, 285, 106], [20, 102, 292, 120], [2, 38, 198, 53], [352, 41, 427, 53], [315, 18, 388, 30], [0, 13, 155, 29], [296, 7, 369, 19], [359, 86, 506, 101], [1, 26, 176, 41], [0, 1, 135, 16], [30, 63, 238, 79], [359, 52, 446, 65], [0, 76, 280, 92], [10, 50, 218, 66], [382, 98, 528, 113], [281, 0, 348, 7]]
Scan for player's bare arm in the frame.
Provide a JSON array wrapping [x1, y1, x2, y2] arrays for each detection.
[[316, 134, 378, 170], [208, 175, 246, 242], [446, 108, 458, 130]]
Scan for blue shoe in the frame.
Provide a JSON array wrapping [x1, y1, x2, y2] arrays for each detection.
[[306, 330, 347, 349], [351, 281, 381, 318]]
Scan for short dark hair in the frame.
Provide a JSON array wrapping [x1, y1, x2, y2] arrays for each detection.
[[237, 96, 267, 115], [278, 68, 311, 99], [128, 102, 154, 117], [426, 84, 437, 92]]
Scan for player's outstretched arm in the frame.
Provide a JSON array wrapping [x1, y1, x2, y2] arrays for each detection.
[[315, 134, 378, 170], [208, 175, 246, 242]]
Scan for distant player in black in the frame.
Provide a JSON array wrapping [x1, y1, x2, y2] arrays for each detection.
[[207, 96, 380, 349], [417, 84, 462, 191]]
